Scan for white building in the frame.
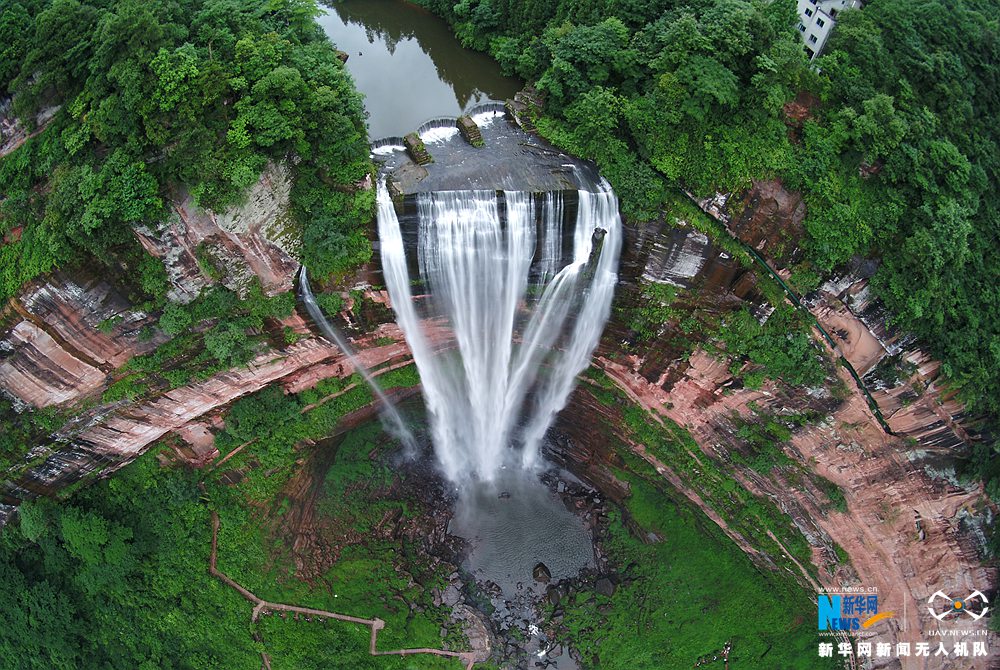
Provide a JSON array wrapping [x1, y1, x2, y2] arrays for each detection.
[[796, 0, 863, 59]]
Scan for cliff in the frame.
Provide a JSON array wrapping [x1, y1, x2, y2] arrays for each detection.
[[0, 163, 304, 411], [0, 271, 163, 408], [698, 180, 985, 464], [0, 308, 415, 523], [546, 214, 994, 668], [135, 161, 301, 303]]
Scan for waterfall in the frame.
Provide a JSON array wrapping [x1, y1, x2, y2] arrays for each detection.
[[378, 181, 621, 483], [298, 268, 417, 452]]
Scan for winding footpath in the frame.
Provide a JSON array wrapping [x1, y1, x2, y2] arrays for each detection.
[[208, 512, 477, 670]]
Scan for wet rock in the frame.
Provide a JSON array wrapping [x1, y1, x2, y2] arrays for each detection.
[[533, 562, 552, 583], [457, 115, 484, 148], [404, 132, 432, 165], [443, 583, 462, 607], [546, 585, 561, 606], [595, 577, 616, 597], [498, 491, 511, 499]]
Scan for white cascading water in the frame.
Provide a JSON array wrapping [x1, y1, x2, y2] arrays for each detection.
[[378, 181, 621, 483], [299, 267, 417, 452]]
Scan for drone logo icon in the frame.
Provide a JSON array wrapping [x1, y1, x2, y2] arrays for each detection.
[[927, 590, 990, 622]]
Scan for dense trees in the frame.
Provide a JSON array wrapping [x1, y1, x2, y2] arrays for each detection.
[[0, 0, 372, 304], [0, 456, 258, 669], [416, 0, 1000, 475]]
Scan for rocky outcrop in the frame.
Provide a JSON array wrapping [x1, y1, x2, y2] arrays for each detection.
[[456, 115, 484, 148], [727, 179, 806, 266], [809, 269, 981, 453], [0, 325, 417, 522], [0, 271, 163, 408], [135, 162, 300, 303], [0, 97, 59, 159], [693, 185, 986, 465]]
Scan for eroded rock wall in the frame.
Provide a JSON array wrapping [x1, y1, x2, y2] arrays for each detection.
[[135, 162, 300, 302], [810, 268, 981, 454], [0, 271, 162, 408], [0, 317, 416, 523], [548, 216, 994, 668], [578, 345, 994, 668], [696, 182, 986, 469]]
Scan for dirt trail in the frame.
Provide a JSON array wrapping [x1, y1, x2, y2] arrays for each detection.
[[209, 512, 477, 669]]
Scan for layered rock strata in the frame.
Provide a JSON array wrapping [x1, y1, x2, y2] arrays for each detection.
[[135, 162, 300, 302]]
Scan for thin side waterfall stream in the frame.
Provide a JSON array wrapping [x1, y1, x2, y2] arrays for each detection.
[[298, 267, 417, 452], [378, 181, 622, 483]]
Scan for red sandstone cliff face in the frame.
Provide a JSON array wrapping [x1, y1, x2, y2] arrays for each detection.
[[0, 161, 305, 410], [0, 309, 417, 521], [696, 181, 984, 465], [810, 274, 979, 453], [551, 214, 995, 669], [135, 162, 300, 302], [0, 271, 164, 408], [697, 180, 806, 268], [583, 345, 995, 669]]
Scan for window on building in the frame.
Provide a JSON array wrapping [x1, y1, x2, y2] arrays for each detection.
[[798, 22, 806, 31], [805, 8, 814, 16], [817, 17, 825, 27], [808, 34, 818, 44], [830, 8, 838, 17]]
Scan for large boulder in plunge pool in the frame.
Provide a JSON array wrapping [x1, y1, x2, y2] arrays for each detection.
[[533, 562, 551, 583]]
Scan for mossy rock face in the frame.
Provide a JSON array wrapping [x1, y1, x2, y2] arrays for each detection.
[[404, 132, 433, 165], [457, 115, 484, 148]]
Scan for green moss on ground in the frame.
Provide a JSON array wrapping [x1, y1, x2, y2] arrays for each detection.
[[552, 458, 832, 668]]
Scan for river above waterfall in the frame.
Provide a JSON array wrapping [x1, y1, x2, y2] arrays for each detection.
[[318, 0, 521, 138]]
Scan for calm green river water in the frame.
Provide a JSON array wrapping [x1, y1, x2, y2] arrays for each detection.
[[319, 0, 522, 138]]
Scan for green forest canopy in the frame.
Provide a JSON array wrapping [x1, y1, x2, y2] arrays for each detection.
[[0, 0, 373, 306], [413, 0, 1000, 482]]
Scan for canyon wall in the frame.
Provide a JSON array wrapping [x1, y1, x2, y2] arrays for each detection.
[[135, 161, 301, 303], [698, 180, 985, 461], [0, 312, 413, 524], [0, 271, 163, 408], [550, 214, 995, 669], [0, 162, 303, 412]]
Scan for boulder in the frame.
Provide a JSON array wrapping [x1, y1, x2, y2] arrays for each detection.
[[404, 132, 433, 165], [595, 577, 616, 598], [533, 562, 551, 583], [457, 115, 484, 148]]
